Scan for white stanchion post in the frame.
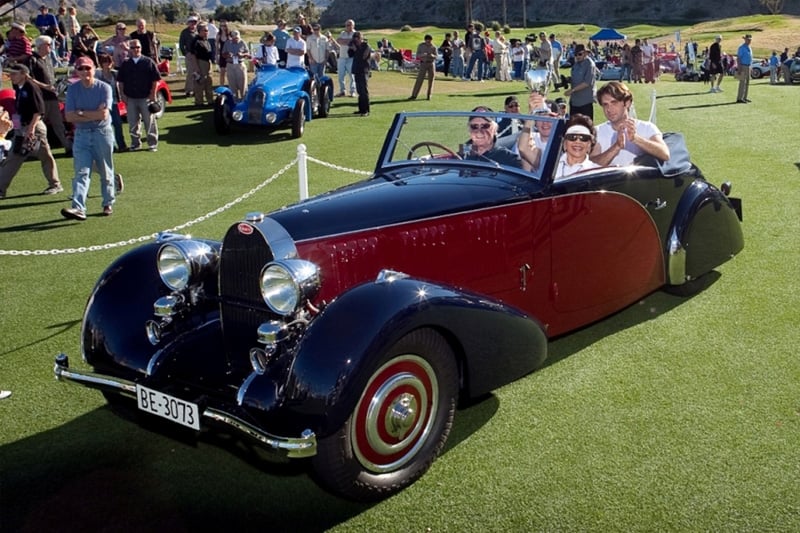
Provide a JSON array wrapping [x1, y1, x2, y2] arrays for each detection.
[[297, 144, 308, 200], [649, 89, 657, 124]]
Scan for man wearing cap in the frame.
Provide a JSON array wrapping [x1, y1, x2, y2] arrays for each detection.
[[180, 16, 199, 97], [736, 34, 753, 103], [409, 34, 437, 100], [118, 39, 161, 151], [30, 35, 71, 153], [464, 107, 520, 167], [306, 24, 328, 79], [6, 23, 33, 66], [591, 81, 669, 167], [222, 30, 250, 100], [297, 15, 312, 39], [35, 5, 58, 37], [496, 95, 523, 143], [708, 35, 724, 93], [563, 43, 596, 121], [61, 56, 115, 220], [0, 63, 61, 200], [130, 19, 157, 59], [285, 26, 307, 69]]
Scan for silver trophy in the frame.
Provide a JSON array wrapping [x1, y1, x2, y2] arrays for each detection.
[[525, 67, 552, 113]]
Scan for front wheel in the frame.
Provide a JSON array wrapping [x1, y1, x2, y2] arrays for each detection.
[[316, 83, 330, 118], [153, 91, 168, 119], [213, 95, 231, 135], [291, 98, 306, 138], [312, 328, 458, 501]]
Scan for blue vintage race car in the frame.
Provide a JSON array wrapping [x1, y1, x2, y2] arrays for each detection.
[[213, 65, 334, 138]]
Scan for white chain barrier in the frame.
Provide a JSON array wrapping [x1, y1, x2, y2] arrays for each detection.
[[0, 146, 372, 257]]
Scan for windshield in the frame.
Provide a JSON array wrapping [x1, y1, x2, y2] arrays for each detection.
[[383, 111, 564, 182]]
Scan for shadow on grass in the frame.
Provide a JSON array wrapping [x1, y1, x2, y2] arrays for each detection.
[[0, 388, 498, 532], [543, 272, 721, 370], [0, 319, 80, 357]]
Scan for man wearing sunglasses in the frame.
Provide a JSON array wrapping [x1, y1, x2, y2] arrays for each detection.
[[563, 43, 596, 121], [61, 56, 115, 220], [464, 107, 521, 168], [591, 81, 670, 167]]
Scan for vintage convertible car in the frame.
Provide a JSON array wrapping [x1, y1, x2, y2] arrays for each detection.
[[53, 110, 743, 501], [749, 61, 771, 79], [213, 65, 334, 138]]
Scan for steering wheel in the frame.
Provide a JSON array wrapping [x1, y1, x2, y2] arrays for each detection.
[[407, 141, 461, 161]]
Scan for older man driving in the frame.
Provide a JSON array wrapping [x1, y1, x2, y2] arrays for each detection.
[[464, 106, 521, 167]]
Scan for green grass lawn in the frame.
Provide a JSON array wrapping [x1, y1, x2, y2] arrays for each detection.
[[1, 63, 799, 531]]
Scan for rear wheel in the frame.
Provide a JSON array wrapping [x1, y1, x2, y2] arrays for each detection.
[[213, 95, 231, 135], [312, 328, 458, 501], [316, 83, 330, 118], [291, 99, 305, 138]]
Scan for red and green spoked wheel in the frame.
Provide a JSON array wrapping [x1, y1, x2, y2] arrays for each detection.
[[351, 354, 437, 472]]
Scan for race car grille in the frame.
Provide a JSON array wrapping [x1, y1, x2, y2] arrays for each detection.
[[218, 223, 274, 356], [248, 89, 266, 124]]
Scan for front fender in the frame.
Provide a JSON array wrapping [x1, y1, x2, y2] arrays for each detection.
[[214, 85, 233, 99], [241, 277, 548, 438], [667, 180, 744, 284]]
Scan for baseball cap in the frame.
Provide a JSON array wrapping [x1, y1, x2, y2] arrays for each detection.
[[74, 56, 94, 69], [5, 63, 29, 75], [743, 34, 752, 39], [293, 26, 302, 33], [187, 15, 199, 23]]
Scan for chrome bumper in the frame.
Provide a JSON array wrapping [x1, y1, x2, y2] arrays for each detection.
[[53, 353, 316, 458]]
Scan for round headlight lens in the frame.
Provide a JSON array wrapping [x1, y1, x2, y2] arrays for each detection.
[[157, 244, 190, 290], [232, 110, 243, 122], [260, 260, 320, 316]]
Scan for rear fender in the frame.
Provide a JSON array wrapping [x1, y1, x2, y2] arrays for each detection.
[[241, 276, 548, 437], [667, 180, 744, 284]]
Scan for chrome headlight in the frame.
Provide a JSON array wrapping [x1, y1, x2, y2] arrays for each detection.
[[259, 259, 320, 316], [232, 110, 243, 121], [157, 240, 219, 290], [265, 112, 277, 123]]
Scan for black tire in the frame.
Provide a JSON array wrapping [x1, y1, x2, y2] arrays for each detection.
[[213, 95, 231, 135], [312, 328, 458, 502], [316, 83, 330, 118], [153, 91, 167, 119], [291, 99, 305, 139], [750, 68, 762, 79]]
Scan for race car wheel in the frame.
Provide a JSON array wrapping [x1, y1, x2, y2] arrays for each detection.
[[750, 68, 762, 79], [312, 328, 458, 501], [317, 83, 330, 118], [291, 99, 305, 138], [213, 95, 231, 135]]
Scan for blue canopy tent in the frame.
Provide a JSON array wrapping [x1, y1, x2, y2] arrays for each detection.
[[589, 28, 627, 41]]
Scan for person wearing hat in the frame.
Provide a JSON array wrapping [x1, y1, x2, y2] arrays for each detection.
[[296, 15, 312, 39], [463, 106, 521, 167], [708, 35, 724, 93], [736, 34, 753, 103], [179, 16, 200, 96], [285, 26, 307, 69], [30, 35, 72, 153], [564, 43, 596, 121], [409, 34, 437, 100], [6, 23, 33, 65], [554, 114, 601, 179], [0, 63, 62, 200], [222, 30, 250, 100], [61, 56, 116, 220], [35, 5, 58, 37], [118, 39, 161, 151], [495, 95, 523, 145]]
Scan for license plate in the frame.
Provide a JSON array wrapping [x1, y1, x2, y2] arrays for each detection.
[[136, 385, 201, 431]]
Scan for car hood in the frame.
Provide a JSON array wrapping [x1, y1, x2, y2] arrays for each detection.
[[270, 166, 540, 242]]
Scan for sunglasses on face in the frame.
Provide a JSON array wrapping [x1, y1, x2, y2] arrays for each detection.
[[469, 123, 492, 131], [76, 66, 93, 71], [565, 133, 592, 142], [506, 103, 519, 108]]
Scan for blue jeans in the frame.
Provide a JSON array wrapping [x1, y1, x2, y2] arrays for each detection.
[[451, 55, 464, 78], [465, 50, 485, 80], [337, 56, 354, 95], [70, 125, 115, 212], [309, 62, 325, 80], [620, 63, 632, 82], [110, 103, 126, 150]]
